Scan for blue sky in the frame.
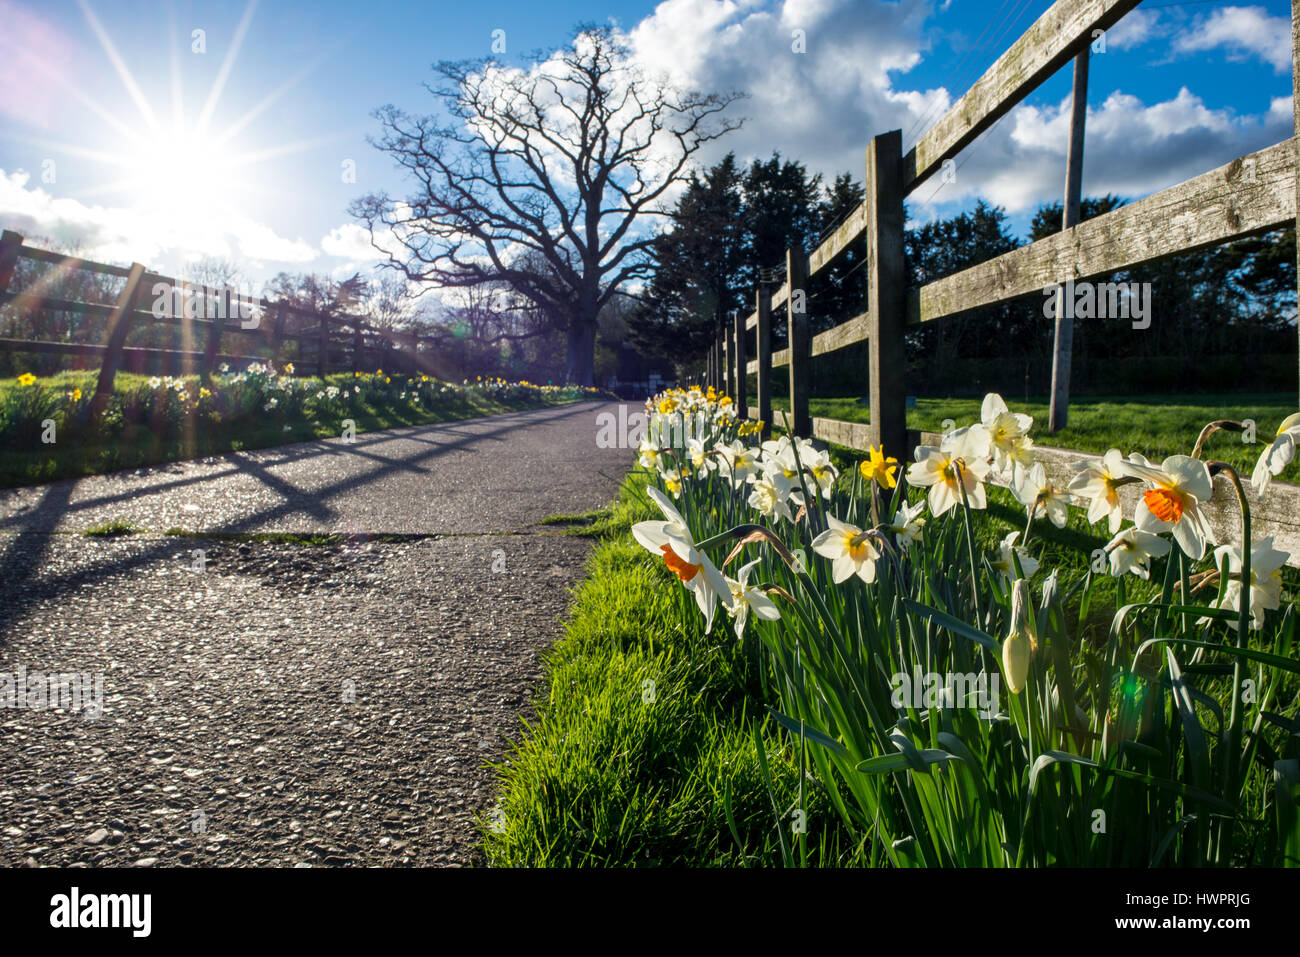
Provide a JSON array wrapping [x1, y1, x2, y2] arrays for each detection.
[[0, 0, 1293, 289]]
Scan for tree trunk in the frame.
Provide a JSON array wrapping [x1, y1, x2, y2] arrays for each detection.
[[565, 320, 597, 386]]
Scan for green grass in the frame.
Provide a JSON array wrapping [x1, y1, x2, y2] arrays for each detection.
[[772, 392, 1299, 480], [82, 519, 144, 537], [484, 471, 865, 867], [0, 370, 599, 489]]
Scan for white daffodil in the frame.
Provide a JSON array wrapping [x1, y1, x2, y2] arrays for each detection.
[[658, 464, 687, 499], [888, 499, 926, 549], [1209, 536, 1290, 630], [715, 440, 760, 487], [981, 393, 1035, 477], [748, 470, 795, 523], [804, 447, 839, 500], [631, 487, 733, 633], [1002, 578, 1036, 695], [637, 438, 665, 472], [760, 437, 807, 505], [1014, 462, 1070, 528], [1122, 454, 1215, 561], [1104, 526, 1170, 579], [990, 531, 1039, 584], [1068, 449, 1127, 534], [725, 558, 781, 640], [811, 515, 881, 584], [1250, 413, 1300, 499], [685, 437, 715, 479], [906, 425, 992, 517]]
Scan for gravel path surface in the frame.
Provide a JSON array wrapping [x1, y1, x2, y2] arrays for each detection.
[[0, 401, 637, 867]]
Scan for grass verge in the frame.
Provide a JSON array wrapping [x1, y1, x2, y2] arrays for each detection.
[[483, 470, 864, 867]]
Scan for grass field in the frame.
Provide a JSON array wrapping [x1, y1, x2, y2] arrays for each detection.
[[0, 369, 600, 488], [772, 393, 1299, 481]]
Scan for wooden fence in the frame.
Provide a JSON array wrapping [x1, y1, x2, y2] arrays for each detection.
[[698, 0, 1300, 564], [0, 229, 441, 414]]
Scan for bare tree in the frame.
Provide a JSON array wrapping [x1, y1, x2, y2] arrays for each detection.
[[351, 25, 744, 385]]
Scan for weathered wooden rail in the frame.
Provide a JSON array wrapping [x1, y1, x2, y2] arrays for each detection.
[[0, 229, 440, 412], [698, 0, 1300, 564]]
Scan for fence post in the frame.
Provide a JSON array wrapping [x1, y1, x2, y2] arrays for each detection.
[[1048, 46, 1090, 432], [786, 246, 811, 437], [733, 309, 748, 421], [866, 129, 906, 459], [755, 287, 772, 438], [0, 230, 24, 297], [90, 262, 147, 420], [318, 312, 330, 377]]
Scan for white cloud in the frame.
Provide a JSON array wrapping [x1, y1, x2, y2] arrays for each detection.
[[1104, 8, 1163, 51], [0, 167, 316, 271], [909, 85, 1292, 220], [1173, 5, 1292, 72], [623, 0, 1291, 234]]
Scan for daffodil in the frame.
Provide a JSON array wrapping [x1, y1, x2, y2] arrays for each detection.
[[685, 437, 715, 479], [724, 558, 781, 640], [638, 438, 665, 471], [1123, 454, 1215, 560], [1104, 525, 1170, 579], [715, 440, 759, 487], [888, 499, 926, 548], [1208, 536, 1290, 630], [631, 487, 733, 633], [804, 446, 838, 500], [1250, 413, 1300, 499], [1002, 578, 1036, 694], [906, 425, 992, 517], [1014, 462, 1070, 528], [748, 469, 795, 523], [1068, 449, 1127, 534], [990, 531, 1038, 584], [17, 373, 36, 386], [811, 515, 880, 584], [859, 445, 898, 489], [981, 392, 1034, 477]]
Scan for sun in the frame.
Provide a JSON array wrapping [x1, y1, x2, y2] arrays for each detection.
[[14, 0, 334, 253], [121, 126, 242, 217]]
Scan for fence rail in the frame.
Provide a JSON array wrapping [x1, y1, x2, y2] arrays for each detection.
[[0, 229, 444, 413], [696, 0, 1300, 566]]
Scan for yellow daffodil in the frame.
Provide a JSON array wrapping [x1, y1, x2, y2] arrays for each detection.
[[18, 373, 36, 386], [859, 445, 899, 489]]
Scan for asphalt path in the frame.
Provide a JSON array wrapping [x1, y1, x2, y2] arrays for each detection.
[[0, 400, 638, 867]]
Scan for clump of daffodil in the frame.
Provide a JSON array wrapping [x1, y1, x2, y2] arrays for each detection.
[[1002, 578, 1037, 694], [859, 445, 899, 489]]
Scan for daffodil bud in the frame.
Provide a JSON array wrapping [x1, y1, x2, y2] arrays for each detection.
[[1002, 578, 1034, 694]]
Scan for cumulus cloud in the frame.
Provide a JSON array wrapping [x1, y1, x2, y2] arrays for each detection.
[[1173, 5, 1292, 72], [623, 0, 1291, 233], [907, 85, 1292, 221]]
